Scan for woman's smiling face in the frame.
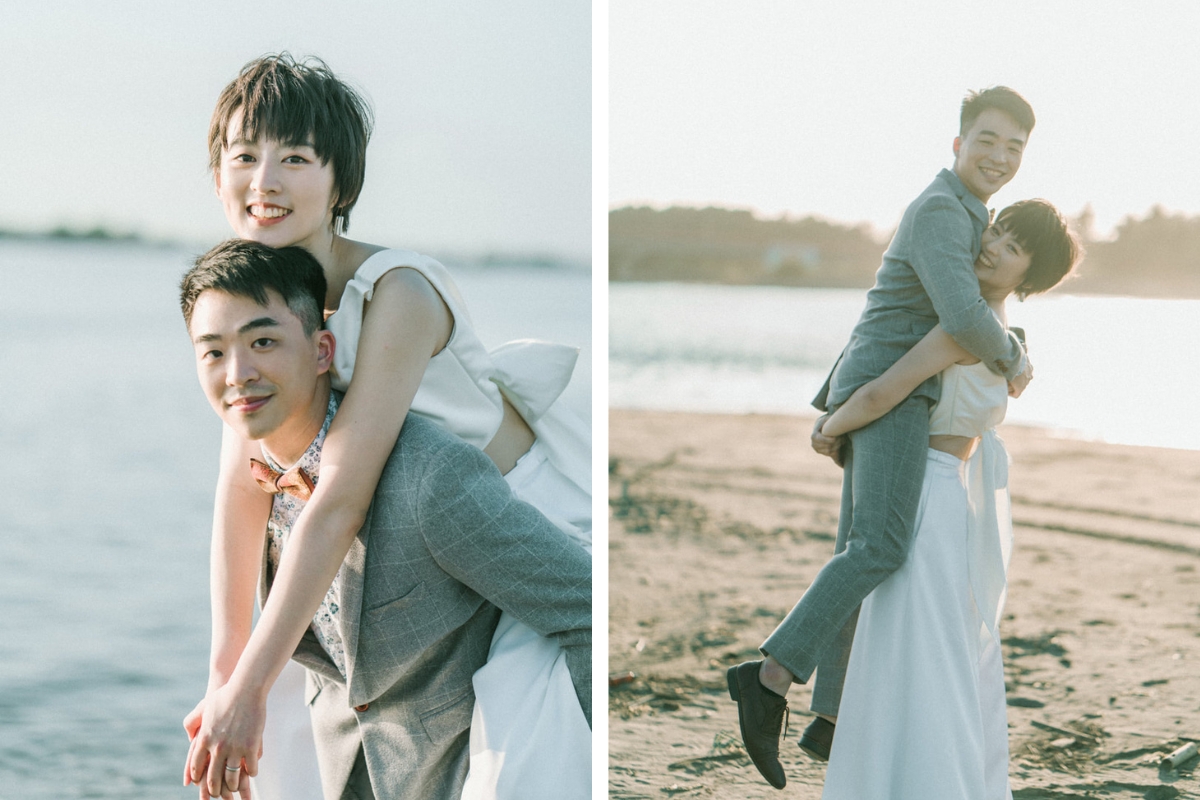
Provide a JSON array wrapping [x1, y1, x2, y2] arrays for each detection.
[[975, 223, 1032, 299], [215, 109, 338, 253]]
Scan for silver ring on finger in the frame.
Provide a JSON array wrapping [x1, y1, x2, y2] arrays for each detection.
[[225, 764, 242, 772]]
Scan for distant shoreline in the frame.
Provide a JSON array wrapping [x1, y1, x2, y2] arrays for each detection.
[[0, 226, 149, 244], [610, 204, 1200, 299], [0, 232, 590, 273]]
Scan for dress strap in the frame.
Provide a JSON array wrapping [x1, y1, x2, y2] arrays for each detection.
[[351, 249, 473, 329]]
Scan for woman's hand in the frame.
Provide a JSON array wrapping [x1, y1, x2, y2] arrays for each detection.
[[184, 694, 253, 799], [185, 683, 264, 800], [183, 698, 205, 791], [183, 697, 204, 742], [810, 414, 845, 467], [1007, 359, 1033, 398]]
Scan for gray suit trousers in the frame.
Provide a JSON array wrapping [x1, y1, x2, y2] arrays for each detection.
[[761, 395, 930, 715]]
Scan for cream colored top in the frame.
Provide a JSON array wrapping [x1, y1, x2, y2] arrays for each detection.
[[324, 249, 589, 495], [928, 362, 1008, 438]]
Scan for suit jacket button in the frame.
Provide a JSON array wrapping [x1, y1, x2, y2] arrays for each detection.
[[355, 703, 370, 712]]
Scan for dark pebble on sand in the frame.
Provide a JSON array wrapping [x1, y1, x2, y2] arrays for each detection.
[[1007, 697, 1046, 708]]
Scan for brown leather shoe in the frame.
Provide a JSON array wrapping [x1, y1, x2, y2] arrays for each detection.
[[727, 660, 789, 789], [797, 716, 835, 762]]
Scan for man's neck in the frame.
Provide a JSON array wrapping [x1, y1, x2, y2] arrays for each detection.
[[952, 166, 991, 204], [260, 380, 332, 468]]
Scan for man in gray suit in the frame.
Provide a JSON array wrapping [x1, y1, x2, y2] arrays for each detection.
[[180, 240, 590, 799], [728, 87, 1034, 788]]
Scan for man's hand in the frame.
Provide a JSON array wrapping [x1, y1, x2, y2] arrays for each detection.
[[184, 686, 262, 800], [1008, 358, 1033, 398], [810, 414, 845, 468]]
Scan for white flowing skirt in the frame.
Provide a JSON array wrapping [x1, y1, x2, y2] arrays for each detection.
[[821, 449, 1012, 800], [252, 438, 591, 800]]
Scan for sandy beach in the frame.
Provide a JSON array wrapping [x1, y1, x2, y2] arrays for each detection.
[[609, 409, 1200, 799]]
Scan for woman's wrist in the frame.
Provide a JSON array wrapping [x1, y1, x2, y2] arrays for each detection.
[[224, 664, 272, 704], [821, 411, 847, 438], [207, 636, 251, 691], [206, 661, 247, 696]]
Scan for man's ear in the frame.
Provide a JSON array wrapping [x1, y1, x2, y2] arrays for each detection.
[[315, 330, 336, 375], [952, 136, 962, 157], [214, 169, 223, 197]]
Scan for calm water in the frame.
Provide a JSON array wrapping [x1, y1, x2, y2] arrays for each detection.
[[611, 281, 1200, 451], [0, 238, 590, 798]]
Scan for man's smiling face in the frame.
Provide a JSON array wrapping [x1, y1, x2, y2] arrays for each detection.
[[188, 288, 333, 454], [953, 107, 1028, 203]]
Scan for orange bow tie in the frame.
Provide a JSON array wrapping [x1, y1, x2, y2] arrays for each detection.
[[249, 458, 316, 501]]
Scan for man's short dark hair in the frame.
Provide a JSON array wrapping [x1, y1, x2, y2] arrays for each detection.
[[208, 53, 373, 232], [961, 86, 1035, 137], [181, 239, 328, 334], [995, 199, 1082, 300]]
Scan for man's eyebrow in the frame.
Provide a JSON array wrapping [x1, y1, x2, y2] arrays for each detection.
[[239, 316, 282, 334], [192, 316, 281, 344]]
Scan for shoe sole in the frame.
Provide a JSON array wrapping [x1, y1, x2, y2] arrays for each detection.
[[798, 738, 829, 762]]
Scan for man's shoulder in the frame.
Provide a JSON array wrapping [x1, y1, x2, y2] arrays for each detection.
[[394, 412, 454, 449], [908, 170, 968, 214], [894, 172, 974, 241], [377, 414, 493, 494], [372, 415, 456, 485]]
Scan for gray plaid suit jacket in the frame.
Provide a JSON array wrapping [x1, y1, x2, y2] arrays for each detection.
[[258, 412, 592, 800], [815, 168, 1026, 411]]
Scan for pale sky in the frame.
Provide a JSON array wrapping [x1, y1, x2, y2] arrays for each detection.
[[610, 0, 1200, 238], [0, 1, 590, 260]]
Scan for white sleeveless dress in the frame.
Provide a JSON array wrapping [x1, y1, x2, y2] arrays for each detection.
[[821, 362, 1014, 800], [253, 250, 591, 800]]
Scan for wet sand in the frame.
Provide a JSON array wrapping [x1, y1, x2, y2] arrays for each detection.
[[608, 409, 1200, 799]]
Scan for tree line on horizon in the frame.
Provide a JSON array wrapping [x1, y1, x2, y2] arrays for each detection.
[[609, 204, 1200, 298]]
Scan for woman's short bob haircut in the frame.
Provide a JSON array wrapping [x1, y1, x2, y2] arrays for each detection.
[[994, 199, 1083, 300], [208, 53, 374, 233]]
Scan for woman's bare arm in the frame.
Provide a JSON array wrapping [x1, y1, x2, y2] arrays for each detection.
[[207, 426, 273, 689], [182, 426, 270, 798], [820, 326, 972, 438], [187, 267, 455, 792]]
